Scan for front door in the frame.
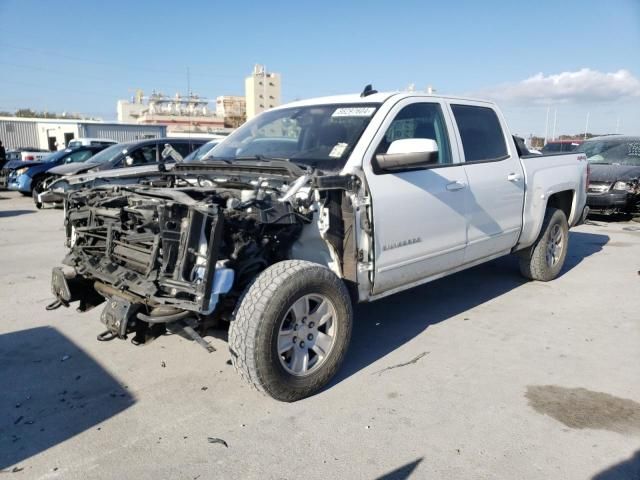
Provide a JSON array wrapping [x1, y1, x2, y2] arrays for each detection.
[[363, 99, 469, 295]]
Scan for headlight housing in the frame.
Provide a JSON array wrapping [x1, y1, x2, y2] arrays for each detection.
[[612, 181, 634, 192], [15, 167, 30, 176]]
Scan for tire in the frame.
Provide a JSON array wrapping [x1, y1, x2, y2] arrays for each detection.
[[229, 260, 353, 402], [519, 207, 569, 281], [32, 177, 46, 209], [19, 191, 31, 197]]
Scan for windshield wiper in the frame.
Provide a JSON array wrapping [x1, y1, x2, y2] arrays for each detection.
[[234, 154, 291, 162]]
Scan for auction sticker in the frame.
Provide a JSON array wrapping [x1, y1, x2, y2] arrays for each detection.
[[332, 107, 376, 117]]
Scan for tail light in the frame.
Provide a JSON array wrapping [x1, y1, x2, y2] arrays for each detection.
[[25, 155, 34, 161]]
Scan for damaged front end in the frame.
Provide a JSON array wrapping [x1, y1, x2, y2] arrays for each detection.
[[50, 168, 310, 344]]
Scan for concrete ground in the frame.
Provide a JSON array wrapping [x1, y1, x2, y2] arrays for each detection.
[[0, 190, 639, 480]]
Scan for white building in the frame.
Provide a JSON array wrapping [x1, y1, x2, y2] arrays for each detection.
[[0, 116, 166, 151], [245, 65, 281, 119], [117, 91, 227, 136]]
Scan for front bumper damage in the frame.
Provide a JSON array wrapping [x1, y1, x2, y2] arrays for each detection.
[[50, 188, 237, 343]]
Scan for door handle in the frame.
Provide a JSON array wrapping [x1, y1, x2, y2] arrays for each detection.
[[508, 173, 522, 182], [446, 181, 466, 191]]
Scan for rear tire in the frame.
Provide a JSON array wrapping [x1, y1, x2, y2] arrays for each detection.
[[228, 260, 353, 402], [519, 207, 569, 281]]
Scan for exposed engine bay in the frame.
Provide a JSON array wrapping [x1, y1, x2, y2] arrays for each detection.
[[50, 162, 364, 345]]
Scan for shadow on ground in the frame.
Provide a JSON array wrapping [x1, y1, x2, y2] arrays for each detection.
[[0, 327, 135, 470], [330, 230, 608, 387], [593, 450, 640, 480], [376, 458, 423, 479], [0, 209, 34, 218]]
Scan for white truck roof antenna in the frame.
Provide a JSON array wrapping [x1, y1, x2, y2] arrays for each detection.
[[360, 84, 378, 97]]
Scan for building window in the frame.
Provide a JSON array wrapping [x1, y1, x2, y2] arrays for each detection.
[[259, 104, 264, 108], [259, 81, 263, 86]]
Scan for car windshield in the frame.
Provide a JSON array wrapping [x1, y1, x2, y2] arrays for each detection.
[[207, 103, 381, 170], [183, 141, 219, 162], [43, 150, 71, 163], [85, 143, 126, 164], [576, 139, 640, 166]]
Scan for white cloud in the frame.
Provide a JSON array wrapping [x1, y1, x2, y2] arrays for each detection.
[[482, 68, 640, 104]]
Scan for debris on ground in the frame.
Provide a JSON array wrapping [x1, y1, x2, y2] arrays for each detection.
[[207, 437, 229, 448], [201, 386, 208, 391], [372, 352, 429, 376], [161, 361, 166, 368], [14, 416, 23, 425], [61, 355, 71, 362]]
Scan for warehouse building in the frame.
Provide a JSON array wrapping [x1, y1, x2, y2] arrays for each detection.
[[0, 117, 166, 151]]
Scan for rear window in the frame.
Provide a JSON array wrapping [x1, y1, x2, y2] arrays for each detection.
[[451, 105, 508, 162]]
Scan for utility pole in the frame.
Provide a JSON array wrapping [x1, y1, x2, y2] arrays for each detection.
[[544, 106, 550, 145], [552, 108, 557, 141], [615, 116, 620, 134], [187, 66, 192, 138], [584, 112, 590, 140]]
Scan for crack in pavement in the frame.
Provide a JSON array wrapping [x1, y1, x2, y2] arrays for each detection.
[[372, 352, 429, 376]]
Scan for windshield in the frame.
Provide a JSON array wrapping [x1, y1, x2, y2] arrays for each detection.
[[207, 103, 381, 170], [576, 139, 640, 166], [44, 150, 71, 163], [184, 141, 219, 162], [85, 143, 126, 164]]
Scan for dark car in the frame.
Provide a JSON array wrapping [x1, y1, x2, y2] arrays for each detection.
[[3, 146, 108, 197], [46, 138, 205, 178], [541, 139, 583, 154], [576, 136, 640, 215]]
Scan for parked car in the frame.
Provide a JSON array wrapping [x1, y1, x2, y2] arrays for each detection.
[[183, 138, 222, 162], [5, 146, 108, 199], [38, 138, 206, 205], [6, 147, 51, 162], [49, 90, 588, 401], [67, 138, 117, 148], [541, 140, 583, 154], [575, 135, 640, 215]]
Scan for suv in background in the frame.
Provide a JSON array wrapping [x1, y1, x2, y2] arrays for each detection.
[[67, 138, 117, 148], [541, 140, 583, 154]]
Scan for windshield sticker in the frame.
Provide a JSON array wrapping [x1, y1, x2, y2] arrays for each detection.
[[332, 107, 376, 117], [329, 142, 349, 158]]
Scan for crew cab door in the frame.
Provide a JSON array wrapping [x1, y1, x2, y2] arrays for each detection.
[[363, 99, 470, 295], [448, 103, 525, 262]]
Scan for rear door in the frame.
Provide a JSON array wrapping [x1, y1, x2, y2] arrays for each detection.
[[448, 102, 525, 262], [363, 98, 470, 295]]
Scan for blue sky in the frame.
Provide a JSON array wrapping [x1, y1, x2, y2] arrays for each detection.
[[0, 0, 639, 136]]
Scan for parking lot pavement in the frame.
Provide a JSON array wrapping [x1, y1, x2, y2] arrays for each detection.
[[0, 190, 639, 479]]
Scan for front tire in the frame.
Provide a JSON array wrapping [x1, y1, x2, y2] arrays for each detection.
[[519, 207, 569, 281], [228, 260, 353, 402]]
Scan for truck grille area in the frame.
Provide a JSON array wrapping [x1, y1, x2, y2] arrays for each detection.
[[65, 189, 221, 312]]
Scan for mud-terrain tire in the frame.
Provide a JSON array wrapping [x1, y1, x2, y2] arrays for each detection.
[[228, 260, 352, 402], [519, 207, 569, 281]]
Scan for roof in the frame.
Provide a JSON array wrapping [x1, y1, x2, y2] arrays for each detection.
[[583, 135, 640, 142], [0, 116, 165, 128], [276, 91, 495, 109]]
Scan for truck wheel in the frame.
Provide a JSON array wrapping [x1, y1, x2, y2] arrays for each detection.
[[519, 207, 569, 281], [228, 260, 353, 402]]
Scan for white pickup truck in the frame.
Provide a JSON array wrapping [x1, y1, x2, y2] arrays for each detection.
[[50, 89, 589, 401]]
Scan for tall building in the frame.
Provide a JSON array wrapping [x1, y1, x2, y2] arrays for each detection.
[[245, 65, 281, 119]]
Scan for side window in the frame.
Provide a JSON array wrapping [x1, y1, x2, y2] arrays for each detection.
[[375, 103, 452, 165], [67, 150, 93, 163], [171, 142, 192, 158], [451, 105, 508, 162], [128, 145, 158, 166]]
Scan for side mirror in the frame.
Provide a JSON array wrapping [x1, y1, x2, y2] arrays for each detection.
[[125, 155, 134, 166], [374, 138, 439, 173]]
